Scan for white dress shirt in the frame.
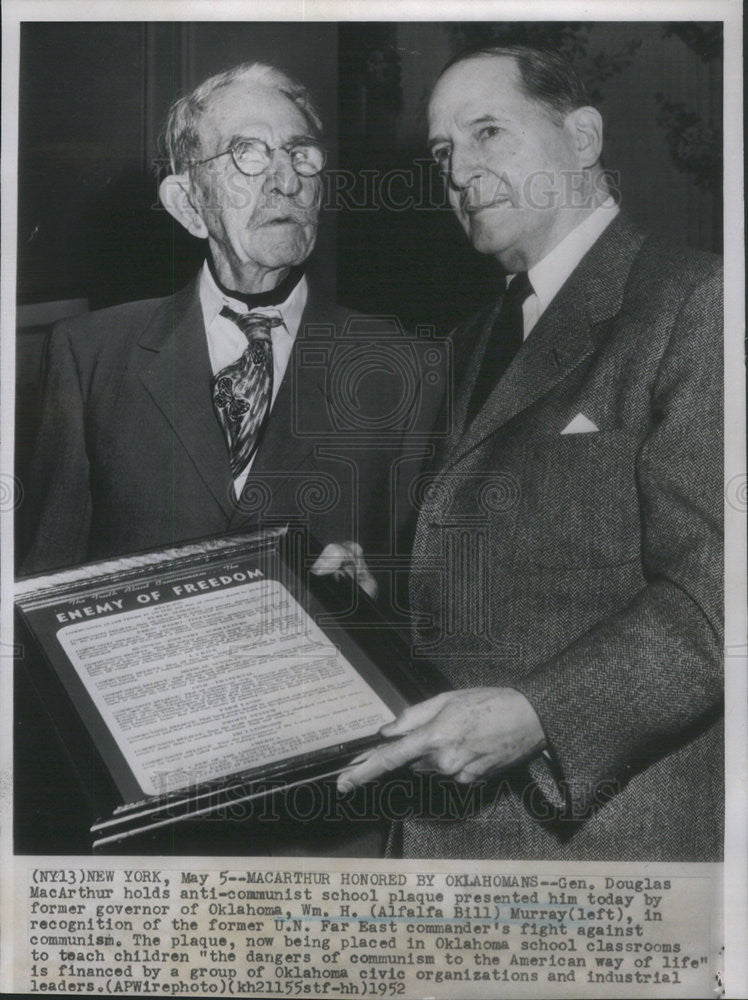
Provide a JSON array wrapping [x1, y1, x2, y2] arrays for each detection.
[[199, 261, 308, 495], [516, 198, 620, 338]]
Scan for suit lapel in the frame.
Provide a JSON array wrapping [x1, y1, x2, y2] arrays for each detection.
[[425, 303, 496, 473], [137, 279, 235, 520], [444, 288, 595, 469], [441, 213, 645, 471]]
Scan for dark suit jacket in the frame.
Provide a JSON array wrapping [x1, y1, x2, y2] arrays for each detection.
[[16, 277, 415, 856], [20, 278, 408, 574], [401, 214, 723, 861]]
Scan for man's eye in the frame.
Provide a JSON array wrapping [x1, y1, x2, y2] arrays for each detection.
[[234, 140, 266, 160], [432, 146, 451, 168], [477, 125, 503, 141]]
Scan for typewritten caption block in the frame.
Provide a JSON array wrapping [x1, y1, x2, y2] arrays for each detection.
[[11, 859, 720, 998]]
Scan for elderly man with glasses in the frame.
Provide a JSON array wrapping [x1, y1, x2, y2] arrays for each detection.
[[20, 61, 420, 855], [21, 62, 399, 593]]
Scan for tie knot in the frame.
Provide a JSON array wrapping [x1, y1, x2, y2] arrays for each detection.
[[504, 272, 533, 306], [220, 305, 283, 340]]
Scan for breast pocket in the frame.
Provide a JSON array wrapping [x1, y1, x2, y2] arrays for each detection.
[[511, 430, 642, 568]]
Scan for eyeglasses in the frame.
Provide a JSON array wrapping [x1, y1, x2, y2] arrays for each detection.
[[190, 137, 326, 177]]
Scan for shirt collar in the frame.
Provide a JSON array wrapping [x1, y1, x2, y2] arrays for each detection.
[[199, 260, 308, 339], [521, 198, 620, 312]]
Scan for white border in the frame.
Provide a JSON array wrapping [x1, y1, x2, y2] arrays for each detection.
[[721, 1, 747, 995]]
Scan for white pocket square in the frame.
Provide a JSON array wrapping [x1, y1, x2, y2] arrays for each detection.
[[560, 413, 599, 434]]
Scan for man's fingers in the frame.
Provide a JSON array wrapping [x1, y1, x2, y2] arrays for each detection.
[[340, 689, 549, 791], [380, 693, 451, 737], [337, 732, 431, 792], [345, 746, 380, 767], [311, 543, 350, 576], [410, 757, 438, 774], [311, 541, 378, 599], [354, 563, 379, 600], [345, 543, 378, 599], [454, 754, 497, 784], [411, 747, 473, 777]]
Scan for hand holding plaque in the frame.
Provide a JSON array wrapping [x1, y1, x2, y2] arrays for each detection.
[[15, 529, 444, 848]]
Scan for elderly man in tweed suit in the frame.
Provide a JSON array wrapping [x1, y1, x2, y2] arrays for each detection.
[[334, 43, 723, 861]]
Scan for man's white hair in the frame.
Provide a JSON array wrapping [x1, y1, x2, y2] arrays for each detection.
[[161, 62, 323, 174]]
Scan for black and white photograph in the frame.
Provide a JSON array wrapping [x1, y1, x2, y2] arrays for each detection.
[[1, 3, 745, 998]]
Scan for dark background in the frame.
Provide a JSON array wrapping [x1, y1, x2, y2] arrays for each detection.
[[17, 22, 339, 310], [17, 20, 722, 330]]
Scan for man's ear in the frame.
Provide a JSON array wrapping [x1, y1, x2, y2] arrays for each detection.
[[564, 106, 603, 168], [159, 174, 209, 239]]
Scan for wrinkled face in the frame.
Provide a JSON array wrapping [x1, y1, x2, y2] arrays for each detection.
[[428, 56, 581, 270], [190, 79, 322, 278]]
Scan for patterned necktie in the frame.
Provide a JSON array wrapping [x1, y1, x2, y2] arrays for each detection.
[[213, 306, 282, 478], [466, 271, 534, 425]]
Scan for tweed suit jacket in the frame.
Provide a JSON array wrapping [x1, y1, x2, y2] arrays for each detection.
[[401, 213, 723, 861], [20, 277, 407, 575]]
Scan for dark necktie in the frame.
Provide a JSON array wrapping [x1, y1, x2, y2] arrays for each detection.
[[213, 306, 282, 478], [466, 272, 534, 425]]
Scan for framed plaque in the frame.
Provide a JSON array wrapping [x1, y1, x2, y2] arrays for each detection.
[[15, 529, 445, 849]]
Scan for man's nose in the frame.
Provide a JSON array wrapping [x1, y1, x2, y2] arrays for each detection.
[[448, 144, 484, 190], [264, 149, 302, 196]]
